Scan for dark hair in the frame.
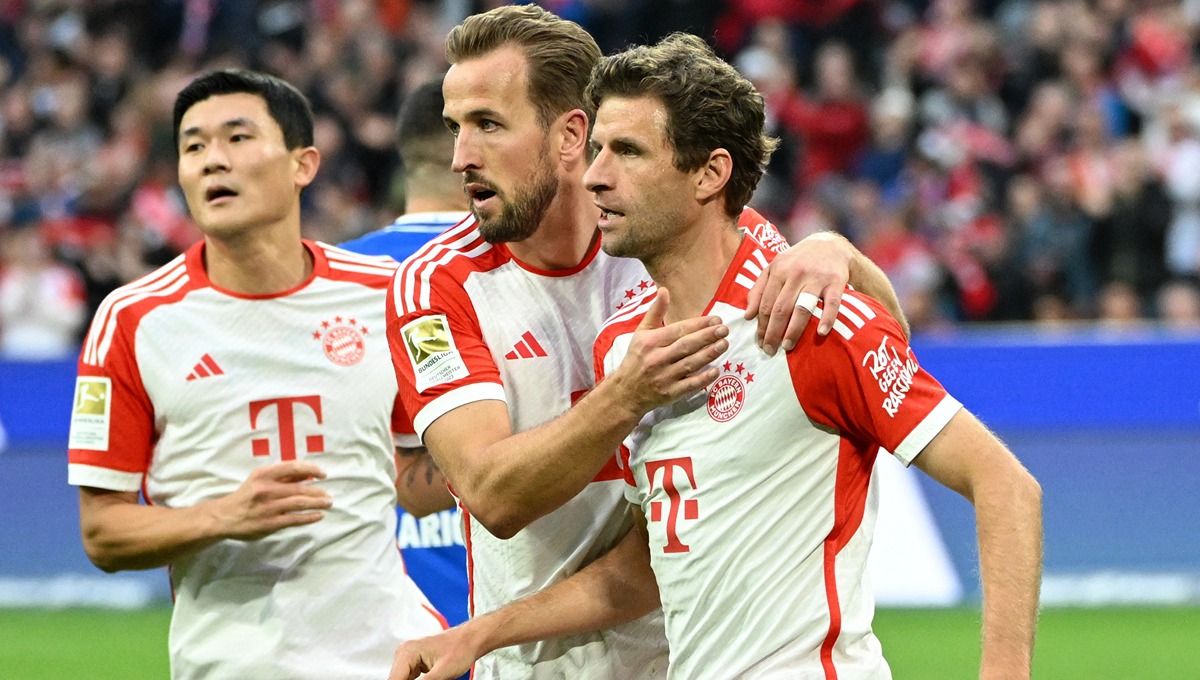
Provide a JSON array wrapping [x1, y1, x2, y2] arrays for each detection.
[[446, 4, 600, 128], [173, 69, 314, 150], [587, 33, 778, 216], [395, 80, 452, 170]]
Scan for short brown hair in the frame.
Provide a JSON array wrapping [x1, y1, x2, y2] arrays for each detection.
[[446, 4, 600, 129], [587, 33, 779, 216]]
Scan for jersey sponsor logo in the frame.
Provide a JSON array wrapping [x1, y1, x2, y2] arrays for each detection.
[[707, 359, 755, 422], [248, 395, 325, 460], [68, 377, 112, 451], [861, 335, 919, 417], [646, 456, 700, 554], [503, 330, 547, 360], [746, 220, 788, 254], [312, 316, 368, 367], [401, 315, 469, 392]]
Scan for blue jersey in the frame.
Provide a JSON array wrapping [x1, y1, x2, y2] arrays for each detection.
[[341, 210, 471, 627]]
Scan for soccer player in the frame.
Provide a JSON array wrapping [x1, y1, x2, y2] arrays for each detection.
[[67, 70, 446, 679], [340, 79, 471, 627], [386, 6, 913, 678], [389, 34, 1043, 680]]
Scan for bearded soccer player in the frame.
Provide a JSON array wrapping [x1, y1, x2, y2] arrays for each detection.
[[390, 34, 1043, 680], [385, 6, 912, 679], [67, 70, 445, 679]]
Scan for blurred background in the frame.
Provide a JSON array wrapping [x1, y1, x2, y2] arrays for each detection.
[[0, 0, 1198, 677]]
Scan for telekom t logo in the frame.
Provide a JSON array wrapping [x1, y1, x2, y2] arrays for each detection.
[[646, 456, 699, 554], [248, 395, 324, 460]]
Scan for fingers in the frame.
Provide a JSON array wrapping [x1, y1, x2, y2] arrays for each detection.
[[637, 288, 669, 330], [744, 271, 766, 321], [753, 269, 786, 348], [759, 276, 805, 355], [254, 460, 327, 483], [815, 284, 843, 338]]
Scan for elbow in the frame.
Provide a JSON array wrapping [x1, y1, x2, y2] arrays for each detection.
[[468, 503, 528, 540], [82, 536, 123, 574]]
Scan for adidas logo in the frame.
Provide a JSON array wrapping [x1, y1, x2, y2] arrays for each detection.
[[504, 331, 547, 360], [186, 354, 225, 381]]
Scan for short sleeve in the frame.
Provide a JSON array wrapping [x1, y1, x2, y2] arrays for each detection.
[[67, 320, 155, 491], [386, 269, 506, 442], [786, 290, 961, 466]]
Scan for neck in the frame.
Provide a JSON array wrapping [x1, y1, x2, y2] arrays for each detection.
[[203, 219, 312, 295], [647, 211, 744, 322], [404, 178, 468, 215], [506, 170, 599, 270]]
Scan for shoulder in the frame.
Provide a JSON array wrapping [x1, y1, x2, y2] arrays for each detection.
[[317, 241, 400, 289], [390, 215, 509, 314], [81, 252, 196, 367], [594, 289, 656, 363]]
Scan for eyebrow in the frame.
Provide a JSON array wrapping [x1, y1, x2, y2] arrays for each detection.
[[180, 117, 259, 139]]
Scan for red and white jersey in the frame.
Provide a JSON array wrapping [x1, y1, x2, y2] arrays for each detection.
[[594, 237, 962, 680], [67, 240, 444, 680], [387, 214, 666, 679]]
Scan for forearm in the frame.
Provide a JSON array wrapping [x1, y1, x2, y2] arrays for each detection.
[[80, 491, 226, 572], [974, 468, 1043, 678], [395, 447, 456, 517], [458, 385, 643, 536], [463, 521, 659, 655]]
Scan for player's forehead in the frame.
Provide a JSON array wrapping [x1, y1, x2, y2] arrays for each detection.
[[178, 92, 281, 139], [592, 95, 669, 146], [442, 45, 535, 119]]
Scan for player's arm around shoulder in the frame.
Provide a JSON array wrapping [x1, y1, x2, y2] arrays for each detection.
[[912, 408, 1043, 678]]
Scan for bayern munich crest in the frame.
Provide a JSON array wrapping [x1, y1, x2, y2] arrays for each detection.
[[312, 316, 368, 366], [707, 359, 755, 422]]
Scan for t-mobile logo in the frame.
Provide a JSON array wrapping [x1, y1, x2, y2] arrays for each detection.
[[646, 456, 699, 554], [248, 395, 324, 460]]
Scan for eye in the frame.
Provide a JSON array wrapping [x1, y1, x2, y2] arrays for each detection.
[[445, 122, 460, 137], [230, 133, 250, 142], [480, 119, 499, 132], [184, 142, 203, 153]]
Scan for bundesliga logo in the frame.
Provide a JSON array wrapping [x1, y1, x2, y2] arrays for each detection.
[[312, 316, 368, 366], [707, 359, 754, 422]]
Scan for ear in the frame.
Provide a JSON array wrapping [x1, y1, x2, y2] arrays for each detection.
[[694, 148, 733, 205], [556, 108, 590, 165], [293, 146, 321, 189]]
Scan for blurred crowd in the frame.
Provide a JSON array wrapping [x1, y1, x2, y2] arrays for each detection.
[[2, 0, 1200, 359]]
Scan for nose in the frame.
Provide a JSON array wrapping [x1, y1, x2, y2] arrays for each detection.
[[583, 149, 612, 195], [202, 141, 230, 175], [451, 129, 480, 174]]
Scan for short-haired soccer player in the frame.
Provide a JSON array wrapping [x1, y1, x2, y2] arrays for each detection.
[[385, 5, 913, 679], [389, 34, 1043, 680], [68, 69, 447, 679]]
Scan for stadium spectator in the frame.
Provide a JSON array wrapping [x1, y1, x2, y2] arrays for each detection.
[[0, 223, 86, 359], [67, 69, 445, 679], [389, 33, 1042, 680], [1157, 277, 1200, 327], [384, 6, 907, 678]]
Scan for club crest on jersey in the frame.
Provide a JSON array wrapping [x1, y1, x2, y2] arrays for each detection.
[[401, 314, 470, 393], [312, 316, 368, 366], [707, 359, 755, 422]]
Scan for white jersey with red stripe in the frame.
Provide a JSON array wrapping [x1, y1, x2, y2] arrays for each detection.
[[594, 236, 962, 680], [67, 240, 445, 680], [386, 213, 667, 679]]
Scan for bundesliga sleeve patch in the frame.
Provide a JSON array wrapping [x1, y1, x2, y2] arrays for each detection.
[[401, 315, 470, 393], [68, 376, 112, 451]]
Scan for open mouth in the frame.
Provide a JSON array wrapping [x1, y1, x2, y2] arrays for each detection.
[[596, 204, 625, 225], [205, 186, 238, 203]]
